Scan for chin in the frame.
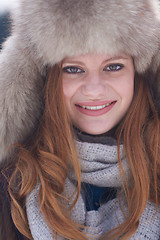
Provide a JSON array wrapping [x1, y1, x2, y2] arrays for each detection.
[[77, 123, 119, 137], [82, 128, 112, 136]]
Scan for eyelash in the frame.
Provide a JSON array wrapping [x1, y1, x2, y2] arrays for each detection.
[[62, 66, 84, 74], [104, 64, 124, 72], [62, 64, 124, 74]]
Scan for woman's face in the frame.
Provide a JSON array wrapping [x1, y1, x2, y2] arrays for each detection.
[[62, 53, 134, 135]]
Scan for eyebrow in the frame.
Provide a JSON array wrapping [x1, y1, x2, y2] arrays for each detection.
[[63, 56, 129, 65], [62, 60, 86, 66], [105, 56, 129, 62], [63, 60, 84, 64]]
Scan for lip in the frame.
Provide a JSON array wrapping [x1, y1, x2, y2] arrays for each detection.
[[75, 100, 117, 117]]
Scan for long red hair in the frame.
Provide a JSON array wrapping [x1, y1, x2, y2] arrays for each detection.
[[9, 65, 160, 239]]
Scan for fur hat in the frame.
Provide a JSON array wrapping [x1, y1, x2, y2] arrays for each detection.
[[0, 0, 160, 164]]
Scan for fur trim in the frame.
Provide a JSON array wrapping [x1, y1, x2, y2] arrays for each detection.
[[0, 0, 160, 163], [12, 0, 160, 72]]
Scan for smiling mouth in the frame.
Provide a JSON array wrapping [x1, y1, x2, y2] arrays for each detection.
[[76, 102, 114, 110]]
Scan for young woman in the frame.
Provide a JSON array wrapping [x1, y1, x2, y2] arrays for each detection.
[[0, 0, 160, 239]]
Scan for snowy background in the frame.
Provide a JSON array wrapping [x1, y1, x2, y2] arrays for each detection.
[[0, 0, 18, 14], [0, 0, 18, 48]]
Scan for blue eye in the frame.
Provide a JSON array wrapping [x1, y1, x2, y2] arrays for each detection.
[[104, 64, 124, 72], [62, 66, 84, 74]]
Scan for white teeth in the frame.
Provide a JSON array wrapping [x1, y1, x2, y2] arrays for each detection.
[[80, 103, 112, 110]]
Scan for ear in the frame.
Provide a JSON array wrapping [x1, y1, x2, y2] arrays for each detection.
[[0, 34, 45, 165]]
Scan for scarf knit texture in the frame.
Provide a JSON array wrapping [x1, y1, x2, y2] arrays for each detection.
[[26, 139, 160, 239]]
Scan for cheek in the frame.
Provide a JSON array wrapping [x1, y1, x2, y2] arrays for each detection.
[[62, 79, 82, 102], [125, 76, 134, 100], [115, 75, 134, 101], [62, 84, 72, 117], [62, 82, 73, 100]]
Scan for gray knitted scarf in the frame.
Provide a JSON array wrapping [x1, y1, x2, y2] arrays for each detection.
[[26, 140, 160, 239]]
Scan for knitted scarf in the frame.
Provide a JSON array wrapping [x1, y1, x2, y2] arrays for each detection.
[[26, 139, 160, 239]]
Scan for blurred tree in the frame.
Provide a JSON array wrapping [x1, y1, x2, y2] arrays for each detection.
[[0, 13, 11, 50]]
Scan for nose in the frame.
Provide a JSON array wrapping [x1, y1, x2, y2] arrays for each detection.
[[81, 73, 106, 99]]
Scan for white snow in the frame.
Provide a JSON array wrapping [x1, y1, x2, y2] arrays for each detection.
[[0, 0, 19, 14]]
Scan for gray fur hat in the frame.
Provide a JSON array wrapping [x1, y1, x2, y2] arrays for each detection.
[[0, 0, 160, 164]]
